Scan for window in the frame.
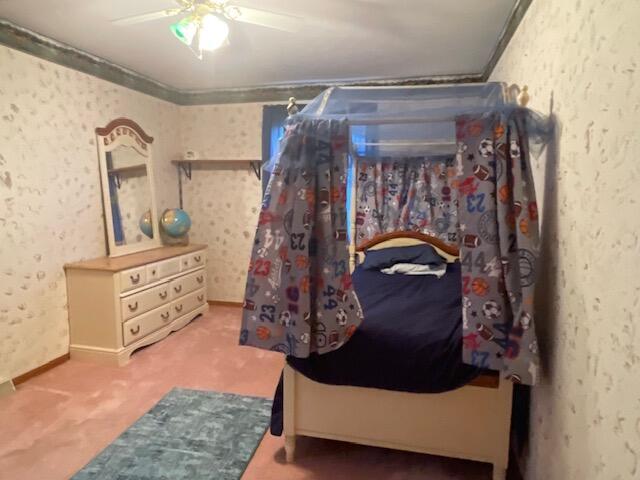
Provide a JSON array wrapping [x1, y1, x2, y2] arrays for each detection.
[[261, 104, 306, 192]]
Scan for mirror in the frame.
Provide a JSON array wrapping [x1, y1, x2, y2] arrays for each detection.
[[96, 118, 161, 257]]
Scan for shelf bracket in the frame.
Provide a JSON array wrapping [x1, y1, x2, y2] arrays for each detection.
[[176, 161, 192, 210], [179, 161, 192, 180], [249, 161, 261, 181], [109, 172, 122, 189]]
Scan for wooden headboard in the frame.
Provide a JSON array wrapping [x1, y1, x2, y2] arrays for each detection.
[[356, 231, 460, 257]]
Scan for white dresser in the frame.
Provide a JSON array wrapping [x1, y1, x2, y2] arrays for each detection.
[[64, 244, 208, 366]]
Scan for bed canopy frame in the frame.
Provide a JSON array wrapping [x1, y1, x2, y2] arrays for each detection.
[[281, 83, 538, 480]]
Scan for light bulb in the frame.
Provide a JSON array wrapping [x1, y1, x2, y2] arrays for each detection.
[[198, 14, 229, 52], [170, 18, 197, 45]]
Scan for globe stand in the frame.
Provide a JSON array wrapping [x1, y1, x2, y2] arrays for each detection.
[[160, 230, 190, 246]]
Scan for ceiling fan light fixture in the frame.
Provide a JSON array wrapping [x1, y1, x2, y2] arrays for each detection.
[[198, 14, 230, 52], [169, 17, 197, 45]]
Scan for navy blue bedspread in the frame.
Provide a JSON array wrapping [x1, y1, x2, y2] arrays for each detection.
[[270, 262, 481, 435]]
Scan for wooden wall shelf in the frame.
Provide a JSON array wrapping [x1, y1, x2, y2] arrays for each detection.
[[107, 163, 147, 175], [172, 159, 262, 208], [171, 159, 260, 164]]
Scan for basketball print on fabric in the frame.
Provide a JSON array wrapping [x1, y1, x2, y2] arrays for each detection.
[[239, 118, 363, 358], [455, 111, 541, 386]]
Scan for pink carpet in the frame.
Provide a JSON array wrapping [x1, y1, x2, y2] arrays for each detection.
[[0, 305, 490, 479]]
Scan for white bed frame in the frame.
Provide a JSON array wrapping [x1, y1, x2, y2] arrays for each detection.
[[284, 366, 512, 480], [283, 232, 514, 480]]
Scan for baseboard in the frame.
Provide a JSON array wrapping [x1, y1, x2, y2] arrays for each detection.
[[0, 379, 16, 397], [208, 300, 243, 308], [12, 353, 70, 386]]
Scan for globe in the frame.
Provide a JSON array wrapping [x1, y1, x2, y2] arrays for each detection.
[[161, 208, 192, 238], [139, 210, 154, 238]]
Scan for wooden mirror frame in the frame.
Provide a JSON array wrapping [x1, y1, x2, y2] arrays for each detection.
[[95, 118, 161, 257]]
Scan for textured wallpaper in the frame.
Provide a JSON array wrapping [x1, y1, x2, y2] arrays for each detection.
[[489, 1, 640, 479], [0, 46, 181, 380], [178, 104, 264, 302]]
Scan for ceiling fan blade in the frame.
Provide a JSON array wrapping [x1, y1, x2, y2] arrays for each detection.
[[112, 9, 182, 26], [229, 6, 302, 33]]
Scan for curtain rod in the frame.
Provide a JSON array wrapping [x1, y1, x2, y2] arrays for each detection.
[[346, 117, 454, 126], [352, 140, 457, 147]]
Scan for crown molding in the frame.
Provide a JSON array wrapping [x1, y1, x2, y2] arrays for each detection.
[[0, 19, 182, 104], [178, 73, 484, 105], [481, 0, 532, 81], [1, 1, 529, 106]]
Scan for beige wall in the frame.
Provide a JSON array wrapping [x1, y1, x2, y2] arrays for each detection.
[[0, 46, 181, 380], [0, 45, 280, 379], [489, 1, 640, 479], [178, 103, 265, 302]]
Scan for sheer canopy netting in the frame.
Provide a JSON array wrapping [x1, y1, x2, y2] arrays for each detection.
[[303, 83, 509, 120], [297, 83, 552, 159]]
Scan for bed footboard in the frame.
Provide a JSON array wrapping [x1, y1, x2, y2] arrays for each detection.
[[283, 365, 512, 477]]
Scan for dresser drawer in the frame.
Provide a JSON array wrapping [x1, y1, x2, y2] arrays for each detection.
[[122, 304, 172, 346], [179, 255, 191, 271], [178, 250, 205, 272], [170, 288, 206, 319], [120, 266, 147, 292], [146, 263, 160, 283], [121, 282, 170, 322], [190, 250, 206, 268], [156, 258, 181, 279], [169, 269, 206, 299]]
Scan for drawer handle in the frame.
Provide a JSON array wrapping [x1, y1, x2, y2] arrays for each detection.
[[197, 294, 204, 302], [175, 304, 183, 313], [161, 311, 170, 321], [130, 273, 141, 284], [194, 255, 201, 262], [174, 285, 182, 294], [151, 269, 157, 276], [196, 275, 204, 284], [130, 325, 140, 335], [183, 260, 189, 266], [159, 291, 168, 300], [127, 301, 138, 312]]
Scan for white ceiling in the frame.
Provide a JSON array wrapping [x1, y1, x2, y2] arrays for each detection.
[[0, 0, 518, 91]]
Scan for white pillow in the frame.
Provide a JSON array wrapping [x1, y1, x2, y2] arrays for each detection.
[[380, 263, 447, 277]]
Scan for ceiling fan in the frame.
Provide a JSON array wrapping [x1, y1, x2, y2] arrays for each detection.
[[112, 0, 301, 59]]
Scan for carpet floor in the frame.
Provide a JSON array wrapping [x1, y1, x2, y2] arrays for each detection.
[[72, 389, 271, 479], [0, 305, 491, 479]]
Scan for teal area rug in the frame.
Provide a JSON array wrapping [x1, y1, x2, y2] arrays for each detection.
[[72, 388, 272, 480]]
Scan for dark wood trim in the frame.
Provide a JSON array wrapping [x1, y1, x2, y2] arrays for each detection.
[[0, 20, 181, 104], [357, 231, 459, 256], [208, 300, 243, 308], [481, 0, 532, 81], [469, 371, 500, 389], [179, 74, 484, 105], [13, 353, 70, 385], [96, 117, 154, 143]]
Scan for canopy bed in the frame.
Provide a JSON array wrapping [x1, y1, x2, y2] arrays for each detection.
[[239, 83, 550, 480]]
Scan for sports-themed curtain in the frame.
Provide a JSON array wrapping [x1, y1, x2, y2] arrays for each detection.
[[239, 118, 362, 357], [355, 157, 460, 246], [455, 110, 540, 385]]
